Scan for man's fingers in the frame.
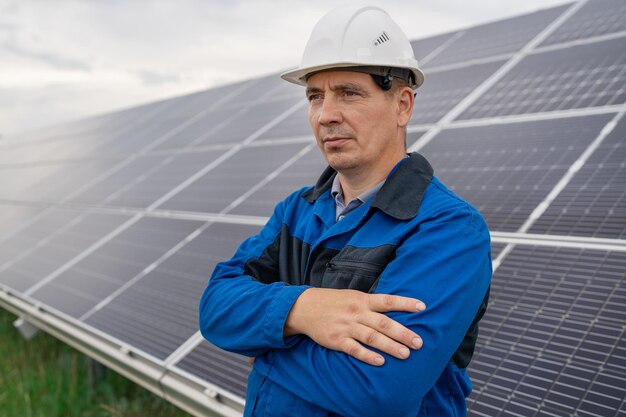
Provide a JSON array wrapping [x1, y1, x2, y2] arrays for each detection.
[[367, 293, 426, 313], [352, 324, 414, 360], [340, 338, 385, 366], [362, 313, 423, 351]]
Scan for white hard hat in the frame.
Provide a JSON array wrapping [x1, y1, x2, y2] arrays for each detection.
[[281, 4, 424, 89]]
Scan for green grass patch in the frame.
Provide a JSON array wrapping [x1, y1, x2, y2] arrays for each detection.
[[0, 307, 191, 417]]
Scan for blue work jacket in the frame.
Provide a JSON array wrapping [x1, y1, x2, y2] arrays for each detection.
[[200, 153, 492, 417]]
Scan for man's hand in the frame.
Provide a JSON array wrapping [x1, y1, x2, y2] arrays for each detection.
[[284, 288, 425, 366]]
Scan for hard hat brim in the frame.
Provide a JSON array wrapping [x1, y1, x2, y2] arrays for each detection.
[[281, 63, 424, 89]]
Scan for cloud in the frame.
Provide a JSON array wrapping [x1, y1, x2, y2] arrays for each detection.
[[2, 37, 91, 71], [136, 69, 180, 86]]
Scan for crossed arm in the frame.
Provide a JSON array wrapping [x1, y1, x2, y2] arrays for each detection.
[[284, 287, 425, 366], [199, 199, 427, 363]]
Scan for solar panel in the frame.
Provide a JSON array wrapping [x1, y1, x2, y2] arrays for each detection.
[[175, 340, 251, 399], [458, 36, 626, 120], [411, 60, 505, 124], [229, 146, 325, 217], [256, 104, 311, 141], [28, 217, 203, 318], [541, 0, 626, 46], [490, 243, 507, 259], [70, 150, 226, 209], [419, 114, 613, 231], [468, 245, 626, 417], [202, 98, 302, 144], [0, 204, 43, 242], [410, 31, 460, 64], [84, 222, 261, 362], [0, 210, 129, 293], [1, 1, 625, 416], [158, 142, 308, 214], [424, 4, 570, 68], [530, 117, 626, 239]]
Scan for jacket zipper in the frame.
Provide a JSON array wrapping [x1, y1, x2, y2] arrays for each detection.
[[326, 259, 383, 273]]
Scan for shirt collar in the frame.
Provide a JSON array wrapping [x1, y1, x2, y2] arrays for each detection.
[[302, 152, 434, 220], [330, 174, 385, 206]]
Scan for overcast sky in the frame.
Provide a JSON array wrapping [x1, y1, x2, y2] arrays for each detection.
[[0, 0, 572, 137]]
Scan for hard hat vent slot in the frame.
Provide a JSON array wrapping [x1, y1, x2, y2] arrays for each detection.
[[373, 31, 390, 46]]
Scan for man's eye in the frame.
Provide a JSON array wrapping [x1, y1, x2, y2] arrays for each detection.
[[344, 90, 360, 97], [308, 94, 322, 102]]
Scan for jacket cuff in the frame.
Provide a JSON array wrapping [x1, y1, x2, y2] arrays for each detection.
[[264, 284, 311, 348]]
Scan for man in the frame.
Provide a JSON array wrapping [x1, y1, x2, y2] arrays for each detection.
[[200, 4, 491, 417]]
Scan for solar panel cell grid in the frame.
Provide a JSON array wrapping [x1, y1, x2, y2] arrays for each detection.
[[84, 222, 261, 360], [0, 160, 115, 203], [542, 0, 626, 47], [458, 37, 626, 120], [410, 31, 459, 63], [0, 205, 42, 242], [28, 217, 203, 318], [406, 131, 425, 149], [0, 210, 128, 291], [175, 341, 251, 399], [159, 142, 307, 214], [468, 245, 626, 417], [420, 114, 612, 231], [151, 107, 244, 151], [67, 154, 173, 205], [410, 60, 505, 124], [204, 97, 302, 144], [257, 104, 311, 141], [530, 116, 626, 239], [425, 4, 569, 68], [106, 150, 226, 209], [230, 146, 325, 217]]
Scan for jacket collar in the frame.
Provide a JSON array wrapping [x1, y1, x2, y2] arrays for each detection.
[[302, 152, 433, 220]]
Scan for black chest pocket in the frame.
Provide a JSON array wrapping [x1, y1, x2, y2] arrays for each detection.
[[321, 259, 386, 292], [319, 245, 397, 293]]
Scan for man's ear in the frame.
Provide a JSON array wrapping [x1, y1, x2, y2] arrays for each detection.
[[397, 86, 414, 128]]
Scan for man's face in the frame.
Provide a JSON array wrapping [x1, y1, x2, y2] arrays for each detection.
[[305, 70, 405, 175]]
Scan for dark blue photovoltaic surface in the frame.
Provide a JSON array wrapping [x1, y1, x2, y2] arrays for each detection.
[[541, 0, 626, 46], [458, 36, 626, 119], [420, 114, 613, 231], [530, 116, 626, 239]]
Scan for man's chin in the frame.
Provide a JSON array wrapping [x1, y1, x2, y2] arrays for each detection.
[[326, 155, 360, 172]]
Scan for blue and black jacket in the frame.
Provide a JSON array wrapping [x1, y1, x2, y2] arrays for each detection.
[[200, 153, 492, 417]]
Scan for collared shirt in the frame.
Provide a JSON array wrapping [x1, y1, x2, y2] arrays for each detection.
[[331, 174, 385, 221]]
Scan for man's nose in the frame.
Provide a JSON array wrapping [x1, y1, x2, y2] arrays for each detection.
[[317, 96, 343, 126]]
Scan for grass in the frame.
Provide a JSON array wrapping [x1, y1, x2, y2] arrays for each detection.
[[0, 307, 192, 417]]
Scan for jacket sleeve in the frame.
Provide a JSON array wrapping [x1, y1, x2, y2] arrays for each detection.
[[198, 192, 310, 357], [253, 198, 492, 417]]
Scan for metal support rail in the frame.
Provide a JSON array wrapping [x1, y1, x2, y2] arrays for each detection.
[[0, 287, 243, 417]]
